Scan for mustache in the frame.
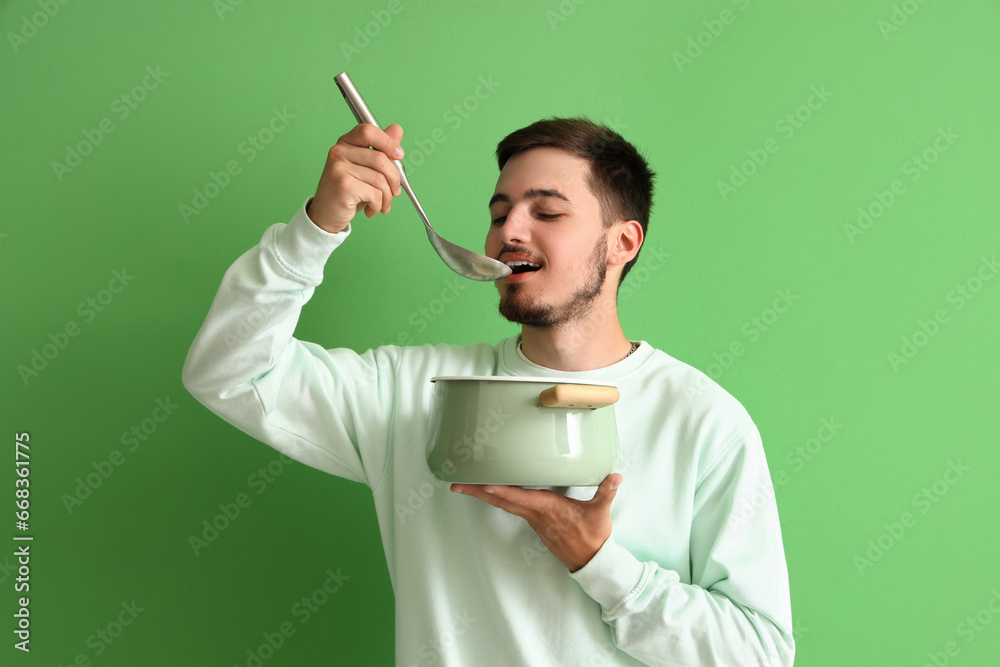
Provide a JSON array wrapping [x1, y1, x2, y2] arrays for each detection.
[[496, 244, 543, 262]]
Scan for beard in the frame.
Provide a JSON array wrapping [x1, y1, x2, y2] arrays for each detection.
[[498, 233, 608, 328]]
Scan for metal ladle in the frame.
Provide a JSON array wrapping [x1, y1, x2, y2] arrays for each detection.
[[334, 72, 511, 282]]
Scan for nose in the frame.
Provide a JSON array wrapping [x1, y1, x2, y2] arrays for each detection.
[[499, 205, 531, 245]]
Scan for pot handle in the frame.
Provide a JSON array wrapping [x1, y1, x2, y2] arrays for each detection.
[[539, 384, 620, 409]]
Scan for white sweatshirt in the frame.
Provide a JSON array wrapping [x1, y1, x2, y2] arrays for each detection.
[[182, 197, 795, 666]]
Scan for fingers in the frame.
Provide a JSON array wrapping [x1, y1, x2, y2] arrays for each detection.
[[342, 122, 404, 159], [308, 123, 405, 233], [341, 124, 404, 216], [383, 123, 404, 150], [452, 477, 621, 513], [330, 145, 402, 215], [452, 484, 550, 518], [481, 484, 554, 508], [451, 484, 529, 518]]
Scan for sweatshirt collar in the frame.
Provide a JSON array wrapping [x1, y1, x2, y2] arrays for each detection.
[[497, 334, 652, 383]]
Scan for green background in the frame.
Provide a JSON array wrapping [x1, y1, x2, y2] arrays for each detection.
[[2, 0, 999, 665]]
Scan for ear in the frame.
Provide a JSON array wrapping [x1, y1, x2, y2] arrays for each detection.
[[606, 220, 643, 268]]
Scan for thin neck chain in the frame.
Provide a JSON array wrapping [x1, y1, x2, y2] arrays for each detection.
[[517, 340, 638, 363]]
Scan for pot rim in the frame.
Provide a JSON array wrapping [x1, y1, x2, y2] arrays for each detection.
[[430, 375, 618, 388]]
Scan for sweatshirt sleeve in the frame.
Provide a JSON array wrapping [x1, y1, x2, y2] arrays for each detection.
[[182, 196, 394, 487], [568, 428, 795, 666]]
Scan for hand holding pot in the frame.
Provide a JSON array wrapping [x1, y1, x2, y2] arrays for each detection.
[[451, 473, 623, 573]]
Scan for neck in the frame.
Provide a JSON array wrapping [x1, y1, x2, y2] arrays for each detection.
[[519, 294, 632, 371]]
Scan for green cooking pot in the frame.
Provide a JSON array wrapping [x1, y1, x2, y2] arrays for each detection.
[[426, 376, 620, 486]]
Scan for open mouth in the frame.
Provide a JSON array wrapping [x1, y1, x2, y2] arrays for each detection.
[[505, 261, 542, 275]]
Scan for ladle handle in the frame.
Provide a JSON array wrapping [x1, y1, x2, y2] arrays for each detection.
[[335, 71, 415, 195], [335, 72, 382, 129]]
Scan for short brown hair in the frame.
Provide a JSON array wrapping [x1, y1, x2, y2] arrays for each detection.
[[495, 117, 655, 284]]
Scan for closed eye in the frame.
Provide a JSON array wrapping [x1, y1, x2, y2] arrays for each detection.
[[490, 213, 562, 225]]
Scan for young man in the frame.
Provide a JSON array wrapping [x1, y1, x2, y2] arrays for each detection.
[[183, 118, 795, 665]]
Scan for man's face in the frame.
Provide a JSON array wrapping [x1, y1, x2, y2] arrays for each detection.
[[485, 147, 612, 328]]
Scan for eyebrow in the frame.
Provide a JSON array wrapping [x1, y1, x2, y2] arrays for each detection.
[[488, 188, 572, 209]]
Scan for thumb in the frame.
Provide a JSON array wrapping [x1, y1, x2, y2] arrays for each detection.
[[384, 123, 404, 146], [595, 473, 623, 506]]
